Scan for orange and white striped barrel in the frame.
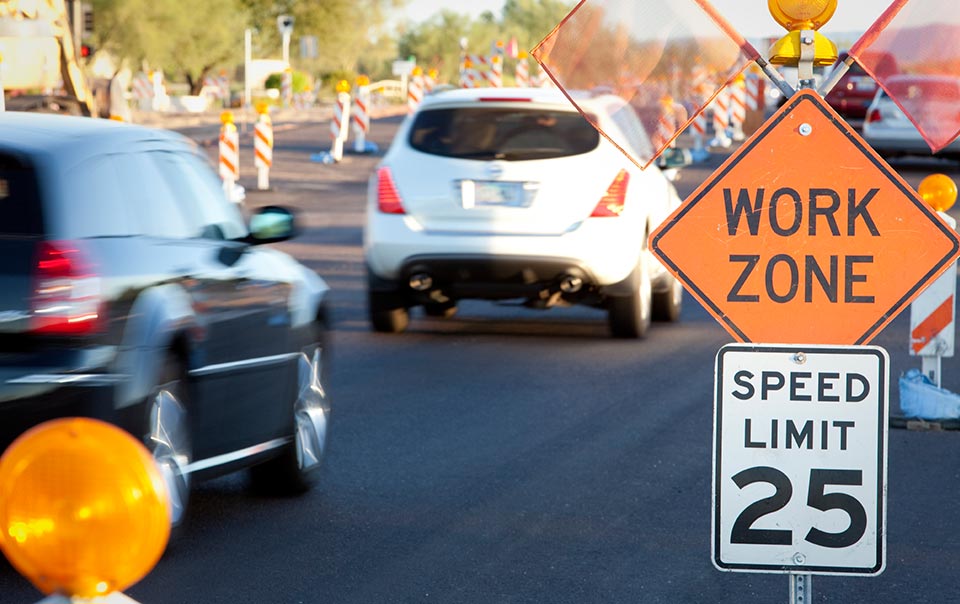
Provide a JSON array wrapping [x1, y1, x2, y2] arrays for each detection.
[[745, 73, 765, 112], [254, 110, 273, 190], [408, 68, 423, 114], [489, 55, 503, 88], [652, 97, 678, 151], [729, 77, 747, 141], [219, 113, 239, 201], [424, 69, 437, 94], [710, 88, 731, 147], [219, 122, 239, 183], [515, 54, 530, 87], [329, 85, 352, 162], [911, 210, 957, 358], [352, 85, 370, 153]]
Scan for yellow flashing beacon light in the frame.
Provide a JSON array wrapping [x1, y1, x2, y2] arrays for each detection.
[[919, 173, 958, 214], [0, 418, 170, 600], [335, 79, 351, 94], [768, 0, 838, 67]]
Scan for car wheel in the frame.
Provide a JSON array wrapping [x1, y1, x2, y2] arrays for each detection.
[[369, 290, 409, 333], [249, 346, 330, 495], [424, 301, 457, 318], [652, 276, 683, 322], [147, 355, 192, 527], [608, 252, 653, 338]]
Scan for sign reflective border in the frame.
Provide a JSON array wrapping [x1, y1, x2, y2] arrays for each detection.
[[713, 344, 888, 575], [651, 90, 960, 345]]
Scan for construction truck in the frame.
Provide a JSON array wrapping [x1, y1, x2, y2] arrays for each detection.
[[0, 0, 97, 116]]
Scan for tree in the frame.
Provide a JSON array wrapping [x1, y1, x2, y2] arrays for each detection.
[[398, 1, 574, 84], [91, 0, 250, 94]]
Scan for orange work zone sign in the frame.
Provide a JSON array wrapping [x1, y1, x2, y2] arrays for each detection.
[[651, 90, 960, 345]]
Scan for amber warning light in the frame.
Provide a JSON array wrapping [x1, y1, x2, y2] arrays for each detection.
[[0, 418, 170, 602]]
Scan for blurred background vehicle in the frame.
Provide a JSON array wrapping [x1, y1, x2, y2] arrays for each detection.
[[0, 0, 99, 116], [0, 112, 331, 527], [862, 74, 960, 160], [823, 51, 887, 131], [364, 87, 683, 338]]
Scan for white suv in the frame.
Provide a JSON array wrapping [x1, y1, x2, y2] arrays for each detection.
[[364, 87, 683, 338]]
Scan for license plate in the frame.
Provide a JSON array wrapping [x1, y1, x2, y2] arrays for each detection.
[[852, 76, 876, 91], [461, 180, 527, 208]]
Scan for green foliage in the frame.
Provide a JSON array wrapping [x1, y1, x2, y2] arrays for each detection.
[[264, 71, 313, 94]]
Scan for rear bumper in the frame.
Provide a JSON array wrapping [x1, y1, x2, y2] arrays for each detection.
[[365, 213, 643, 286], [368, 253, 643, 302]]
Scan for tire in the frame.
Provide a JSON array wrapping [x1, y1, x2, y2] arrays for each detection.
[[652, 276, 683, 322], [249, 344, 330, 495], [424, 301, 457, 318], [368, 290, 409, 333], [607, 253, 653, 339], [146, 355, 193, 527]]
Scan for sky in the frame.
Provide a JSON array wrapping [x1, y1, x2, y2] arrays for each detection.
[[397, 0, 889, 39]]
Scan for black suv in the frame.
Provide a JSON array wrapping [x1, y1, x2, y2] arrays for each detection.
[[0, 112, 331, 525]]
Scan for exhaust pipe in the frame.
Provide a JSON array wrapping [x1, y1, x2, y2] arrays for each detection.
[[409, 273, 433, 291], [559, 274, 583, 294]]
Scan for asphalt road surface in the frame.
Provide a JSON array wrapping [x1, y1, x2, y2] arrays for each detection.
[[2, 111, 960, 604]]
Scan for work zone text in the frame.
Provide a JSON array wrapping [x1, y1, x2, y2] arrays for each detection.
[[723, 186, 880, 304]]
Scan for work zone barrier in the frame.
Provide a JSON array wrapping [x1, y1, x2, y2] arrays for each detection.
[[219, 113, 240, 201], [202, 74, 229, 105], [254, 109, 273, 191], [352, 86, 373, 153], [327, 88, 351, 163], [709, 87, 732, 148], [729, 77, 747, 142], [133, 71, 168, 111], [515, 54, 530, 87], [408, 69, 423, 114]]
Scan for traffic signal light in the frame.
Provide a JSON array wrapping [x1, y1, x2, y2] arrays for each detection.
[[80, 43, 93, 58], [83, 7, 93, 34]]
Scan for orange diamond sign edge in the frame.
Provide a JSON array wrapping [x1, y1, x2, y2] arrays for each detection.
[[650, 90, 960, 345]]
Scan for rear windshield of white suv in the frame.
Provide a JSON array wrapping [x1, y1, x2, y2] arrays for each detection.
[[409, 107, 600, 161]]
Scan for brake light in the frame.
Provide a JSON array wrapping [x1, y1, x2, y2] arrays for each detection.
[[376, 167, 406, 215], [478, 97, 532, 103], [591, 170, 630, 217], [30, 241, 103, 335], [867, 108, 882, 124]]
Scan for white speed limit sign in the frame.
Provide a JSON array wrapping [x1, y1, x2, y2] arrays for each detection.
[[712, 344, 888, 575]]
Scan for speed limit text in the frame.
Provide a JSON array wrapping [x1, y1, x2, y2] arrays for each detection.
[[730, 369, 869, 451]]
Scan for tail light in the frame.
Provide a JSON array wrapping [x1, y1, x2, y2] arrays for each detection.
[[591, 170, 630, 217], [30, 241, 103, 335], [867, 108, 882, 124], [376, 167, 406, 215]]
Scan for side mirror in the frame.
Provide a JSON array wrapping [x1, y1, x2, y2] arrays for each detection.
[[658, 147, 692, 169], [248, 205, 297, 244]]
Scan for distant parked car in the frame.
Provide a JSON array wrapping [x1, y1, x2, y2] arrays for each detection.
[[0, 112, 332, 526], [364, 87, 683, 338], [823, 51, 894, 130], [862, 74, 960, 159]]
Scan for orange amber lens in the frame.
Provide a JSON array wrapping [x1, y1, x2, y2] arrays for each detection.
[[0, 418, 170, 598]]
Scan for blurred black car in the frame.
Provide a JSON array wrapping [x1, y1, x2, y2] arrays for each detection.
[[0, 112, 331, 525]]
